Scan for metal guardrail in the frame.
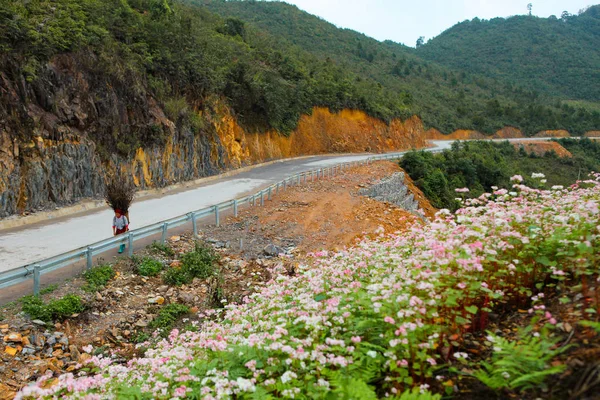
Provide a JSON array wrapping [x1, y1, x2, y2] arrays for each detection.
[[0, 151, 432, 295]]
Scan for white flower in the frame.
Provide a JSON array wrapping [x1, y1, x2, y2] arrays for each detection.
[[281, 371, 297, 384], [532, 172, 546, 179], [502, 371, 511, 379], [317, 379, 330, 388], [366, 350, 378, 358], [236, 377, 256, 392]]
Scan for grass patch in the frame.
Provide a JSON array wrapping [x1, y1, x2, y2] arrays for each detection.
[[149, 242, 175, 258], [39, 284, 58, 295], [21, 294, 85, 322], [83, 264, 116, 292], [148, 303, 190, 333], [136, 257, 164, 277], [162, 242, 219, 286]]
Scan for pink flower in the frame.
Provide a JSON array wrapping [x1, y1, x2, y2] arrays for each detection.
[[174, 386, 188, 397], [384, 316, 395, 324], [510, 175, 524, 182], [351, 336, 361, 343], [427, 357, 437, 366]]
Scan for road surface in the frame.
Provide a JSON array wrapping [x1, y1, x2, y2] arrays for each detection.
[[0, 138, 558, 273]]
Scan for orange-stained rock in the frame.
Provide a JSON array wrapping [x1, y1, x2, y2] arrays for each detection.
[[213, 106, 428, 166], [4, 346, 17, 356]]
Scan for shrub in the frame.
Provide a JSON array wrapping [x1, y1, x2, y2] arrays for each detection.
[[21, 294, 85, 322], [162, 266, 192, 286], [148, 303, 190, 332], [136, 257, 164, 277], [181, 242, 219, 280], [162, 242, 219, 286], [21, 296, 50, 322], [83, 264, 116, 292]]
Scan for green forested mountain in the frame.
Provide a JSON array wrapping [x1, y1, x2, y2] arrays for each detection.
[[416, 6, 600, 103], [1, 0, 411, 144], [200, 0, 600, 135], [1, 0, 599, 147]]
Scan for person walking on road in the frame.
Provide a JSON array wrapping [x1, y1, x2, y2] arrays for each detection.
[[113, 209, 129, 253]]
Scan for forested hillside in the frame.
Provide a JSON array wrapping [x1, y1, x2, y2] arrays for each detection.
[[201, 0, 600, 135], [0, 0, 410, 141], [417, 6, 600, 102]]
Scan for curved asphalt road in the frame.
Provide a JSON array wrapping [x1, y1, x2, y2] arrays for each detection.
[[0, 138, 560, 274]]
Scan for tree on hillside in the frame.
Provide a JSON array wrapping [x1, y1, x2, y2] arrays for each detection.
[[527, 3, 533, 16], [416, 36, 425, 48]]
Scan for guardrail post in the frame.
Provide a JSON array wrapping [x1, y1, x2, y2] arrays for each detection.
[[128, 232, 134, 257], [190, 212, 198, 236], [297, 175, 300, 185], [33, 264, 41, 296], [268, 187, 272, 201], [283, 179, 287, 190], [86, 247, 93, 270], [260, 190, 264, 206], [215, 205, 220, 227], [233, 199, 238, 217], [161, 222, 168, 244]]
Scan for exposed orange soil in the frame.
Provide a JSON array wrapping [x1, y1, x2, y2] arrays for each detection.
[[512, 141, 572, 158], [534, 130, 570, 138], [425, 126, 525, 140], [223, 161, 435, 254], [213, 105, 428, 168]]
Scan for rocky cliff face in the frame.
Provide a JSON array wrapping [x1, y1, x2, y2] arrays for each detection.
[[0, 54, 429, 218]]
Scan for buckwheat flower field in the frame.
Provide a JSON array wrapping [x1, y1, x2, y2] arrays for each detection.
[[17, 175, 600, 399]]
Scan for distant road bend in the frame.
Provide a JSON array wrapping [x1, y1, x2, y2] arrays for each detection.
[[0, 138, 562, 274]]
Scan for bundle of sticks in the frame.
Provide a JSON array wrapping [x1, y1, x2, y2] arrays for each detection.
[[104, 176, 136, 222]]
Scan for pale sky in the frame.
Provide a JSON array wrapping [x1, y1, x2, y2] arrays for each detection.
[[277, 0, 595, 46]]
